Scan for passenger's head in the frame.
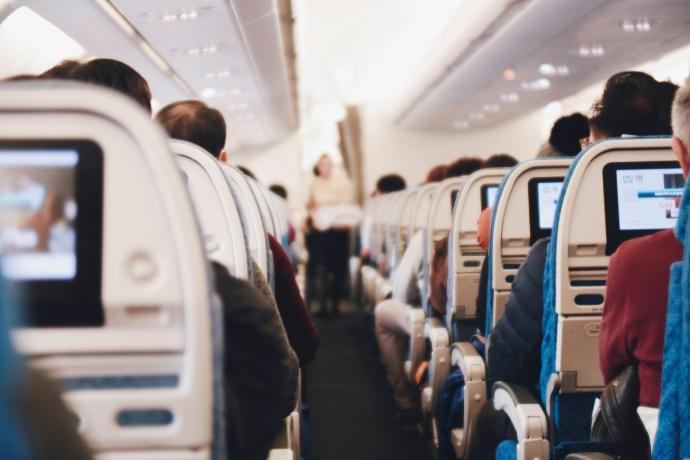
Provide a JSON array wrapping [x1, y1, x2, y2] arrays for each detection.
[[69, 58, 152, 113], [590, 71, 671, 141], [237, 166, 257, 181], [671, 81, 690, 179], [375, 174, 406, 195], [425, 164, 447, 183], [547, 113, 590, 156], [484, 153, 518, 168], [658, 80, 680, 133], [314, 154, 333, 178], [155, 100, 227, 160], [39, 60, 81, 79], [270, 184, 288, 199], [446, 157, 484, 178]]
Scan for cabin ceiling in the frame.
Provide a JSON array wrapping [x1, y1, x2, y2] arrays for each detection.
[[397, 0, 690, 131]]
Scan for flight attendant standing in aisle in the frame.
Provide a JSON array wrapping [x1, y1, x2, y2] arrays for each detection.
[[307, 154, 355, 318]]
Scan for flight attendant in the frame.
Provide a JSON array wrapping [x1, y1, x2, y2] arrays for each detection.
[[307, 154, 354, 317]]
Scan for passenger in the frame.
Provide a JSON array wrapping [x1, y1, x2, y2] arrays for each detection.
[[0, 277, 93, 460], [446, 156, 484, 177], [598, 80, 687, 430], [39, 59, 81, 79], [470, 71, 678, 458], [237, 165, 257, 181], [425, 164, 448, 183], [307, 154, 355, 318], [269, 184, 288, 199], [156, 100, 319, 365], [68, 58, 152, 114], [374, 159, 482, 431], [537, 113, 590, 157], [375, 174, 406, 195]]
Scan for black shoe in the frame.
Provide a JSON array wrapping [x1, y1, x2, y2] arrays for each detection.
[[392, 409, 420, 433]]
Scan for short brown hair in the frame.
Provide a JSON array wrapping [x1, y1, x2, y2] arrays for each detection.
[[425, 164, 447, 183], [446, 157, 484, 178], [69, 58, 152, 113], [156, 100, 227, 157]]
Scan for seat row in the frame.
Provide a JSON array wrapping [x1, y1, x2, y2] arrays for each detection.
[[0, 82, 298, 459], [360, 136, 688, 459]]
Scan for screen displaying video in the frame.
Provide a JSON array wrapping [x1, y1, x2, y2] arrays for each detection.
[[0, 150, 78, 280], [481, 185, 499, 210], [537, 181, 563, 230], [615, 167, 684, 231]]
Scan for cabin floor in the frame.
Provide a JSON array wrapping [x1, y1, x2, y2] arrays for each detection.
[[306, 302, 434, 460]]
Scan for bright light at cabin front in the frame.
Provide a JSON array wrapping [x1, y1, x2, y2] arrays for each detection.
[[0, 6, 85, 80]]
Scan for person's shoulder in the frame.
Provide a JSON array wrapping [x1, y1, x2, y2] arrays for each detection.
[[615, 229, 681, 261]]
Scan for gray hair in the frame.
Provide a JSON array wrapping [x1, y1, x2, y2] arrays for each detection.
[[672, 80, 690, 147]]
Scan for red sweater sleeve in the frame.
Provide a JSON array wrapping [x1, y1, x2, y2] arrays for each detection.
[[268, 234, 320, 366], [599, 246, 632, 384]]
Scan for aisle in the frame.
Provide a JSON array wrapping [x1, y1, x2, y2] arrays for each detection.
[[306, 308, 433, 460]]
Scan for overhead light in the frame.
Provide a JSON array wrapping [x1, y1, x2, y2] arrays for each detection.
[[187, 47, 201, 55], [556, 65, 570, 76], [522, 78, 551, 91], [159, 9, 199, 22], [201, 88, 217, 99], [202, 45, 218, 54], [469, 112, 485, 121], [503, 68, 517, 81], [205, 70, 233, 79], [483, 103, 500, 113], [579, 45, 605, 57], [622, 19, 652, 32], [500, 93, 519, 103], [539, 63, 556, 76], [228, 88, 241, 96], [229, 103, 248, 111], [453, 120, 469, 129]]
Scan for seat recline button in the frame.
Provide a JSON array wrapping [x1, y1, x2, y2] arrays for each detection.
[[127, 252, 159, 282]]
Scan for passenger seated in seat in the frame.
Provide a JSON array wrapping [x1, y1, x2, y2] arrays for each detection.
[[156, 100, 320, 366], [68, 58, 153, 114], [360, 174, 407, 263], [537, 113, 590, 157], [374, 158, 483, 431], [599, 80, 687, 422]]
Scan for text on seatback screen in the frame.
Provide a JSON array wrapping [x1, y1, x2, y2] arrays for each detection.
[[615, 168, 684, 230]]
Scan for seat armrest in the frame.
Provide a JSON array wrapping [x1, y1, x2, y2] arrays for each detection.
[[425, 317, 450, 349], [449, 342, 487, 459], [492, 382, 546, 440], [492, 382, 549, 460], [451, 342, 485, 382]]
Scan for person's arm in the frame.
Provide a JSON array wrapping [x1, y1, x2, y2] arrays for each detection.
[[268, 235, 320, 366], [599, 248, 632, 384], [212, 262, 297, 460], [392, 230, 423, 304], [429, 236, 449, 315]]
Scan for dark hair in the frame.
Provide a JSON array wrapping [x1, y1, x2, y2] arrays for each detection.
[[657, 81, 680, 134], [270, 184, 288, 199], [3, 74, 37, 82], [590, 71, 672, 137], [40, 60, 81, 79], [69, 58, 152, 113], [548, 113, 590, 156], [376, 174, 406, 193], [155, 100, 226, 157], [237, 166, 256, 181], [425, 164, 447, 183], [484, 153, 518, 168], [446, 157, 484, 178]]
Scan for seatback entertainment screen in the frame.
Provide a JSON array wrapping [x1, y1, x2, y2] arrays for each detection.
[[481, 184, 499, 210], [603, 161, 684, 254], [528, 178, 564, 244], [0, 141, 104, 327]]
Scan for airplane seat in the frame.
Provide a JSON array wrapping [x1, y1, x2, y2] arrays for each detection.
[[417, 177, 466, 443], [0, 82, 217, 459], [171, 140, 251, 280], [484, 159, 571, 336], [404, 183, 439, 380], [397, 187, 421, 259], [447, 168, 510, 341], [652, 163, 690, 459], [374, 191, 407, 303], [493, 137, 678, 460], [222, 164, 274, 290]]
